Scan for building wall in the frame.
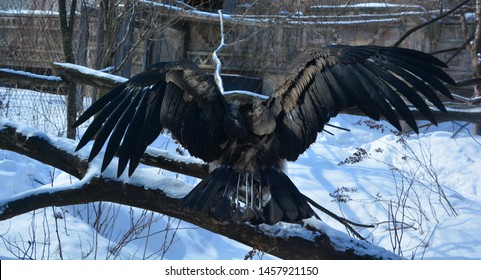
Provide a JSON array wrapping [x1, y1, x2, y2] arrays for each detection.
[[0, 12, 64, 74], [186, 9, 473, 93], [0, 1, 474, 94]]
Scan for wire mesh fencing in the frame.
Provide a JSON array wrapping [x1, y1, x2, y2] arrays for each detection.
[[0, 85, 92, 138]]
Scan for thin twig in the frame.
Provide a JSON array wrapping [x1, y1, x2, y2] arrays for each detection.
[[393, 0, 472, 47], [212, 10, 225, 94], [302, 194, 374, 241], [52, 206, 64, 260]]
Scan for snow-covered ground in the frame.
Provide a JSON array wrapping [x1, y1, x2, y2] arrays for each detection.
[[1, 86, 481, 260]]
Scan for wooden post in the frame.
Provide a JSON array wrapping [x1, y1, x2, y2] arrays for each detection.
[[58, 0, 78, 139]]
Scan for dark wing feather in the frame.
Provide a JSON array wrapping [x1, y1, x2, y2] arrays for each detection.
[[267, 45, 456, 161], [74, 60, 228, 177]]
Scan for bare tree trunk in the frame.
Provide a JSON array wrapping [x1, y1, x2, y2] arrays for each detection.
[[76, 2, 91, 114], [58, 0, 77, 64], [58, 0, 78, 139], [472, 0, 481, 135], [115, 0, 135, 77]]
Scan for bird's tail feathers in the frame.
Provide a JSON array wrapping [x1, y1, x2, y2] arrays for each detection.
[[182, 167, 314, 224], [182, 167, 236, 222], [261, 169, 315, 224]]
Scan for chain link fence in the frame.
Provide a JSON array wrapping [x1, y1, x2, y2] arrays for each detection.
[[0, 85, 89, 138]]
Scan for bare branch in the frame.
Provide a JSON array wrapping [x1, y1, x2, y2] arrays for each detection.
[[455, 76, 481, 88], [52, 62, 127, 90], [0, 121, 87, 178], [212, 10, 225, 94], [0, 121, 208, 180], [451, 92, 481, 104], [393, 0, 472, 47], [0, 68, 64, 88]]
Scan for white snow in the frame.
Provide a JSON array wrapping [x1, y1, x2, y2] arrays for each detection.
[[1, 87, 481, 260], [145, 146, 205, 165], [465, 12, 476, 22], [0, 9, 60, 16]]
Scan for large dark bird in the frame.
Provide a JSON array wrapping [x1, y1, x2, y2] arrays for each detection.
[[74, 45, 455, 225]]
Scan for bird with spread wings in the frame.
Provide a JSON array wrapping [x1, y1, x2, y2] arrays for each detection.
[[74, 45, 455, 225]]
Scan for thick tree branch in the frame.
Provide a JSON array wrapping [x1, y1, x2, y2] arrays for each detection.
[[0, 121, 208, 180], [0, 68, 64, 88], [0, 64, 123, 91], [0, 176, 397, 260], [455, 76, 481, 88], [52, 62, 127, 90], [142, 146, 209, 179], [0, 121, 399, 260], [0, 122, 87, 178]]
